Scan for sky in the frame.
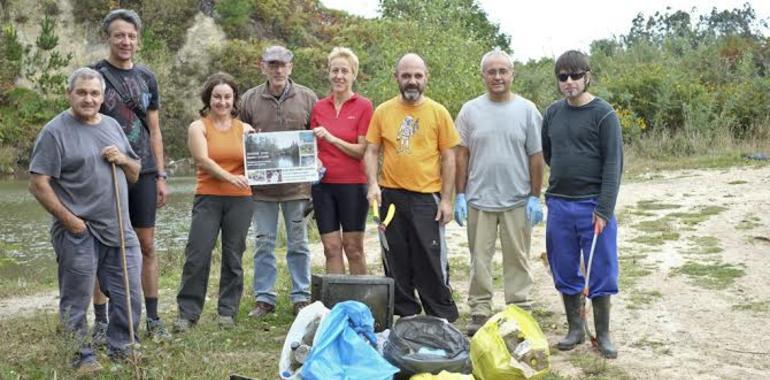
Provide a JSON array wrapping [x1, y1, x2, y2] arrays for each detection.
[[321, 0, 770, 62]]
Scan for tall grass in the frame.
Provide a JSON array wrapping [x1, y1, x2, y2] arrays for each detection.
[[624, 123, 770, 175]]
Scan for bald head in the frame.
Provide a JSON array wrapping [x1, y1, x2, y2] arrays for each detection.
[[395, 53, 427, 74], [394, 53, 428, 104]]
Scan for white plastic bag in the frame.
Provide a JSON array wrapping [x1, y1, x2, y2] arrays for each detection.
[[279, 301, 330, 379]]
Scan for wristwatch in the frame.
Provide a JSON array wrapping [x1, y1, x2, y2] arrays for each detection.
[[156, 171, 169, 180]]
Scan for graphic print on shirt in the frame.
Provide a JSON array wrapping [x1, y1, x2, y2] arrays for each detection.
[[103, 75, 152, 160], [397, 116, 419, 154]]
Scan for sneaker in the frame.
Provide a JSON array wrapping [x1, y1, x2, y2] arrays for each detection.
[[248, 301, 275, 319], [91, 321, 108, 348], [173, 318, 194, 333], [217, 315, 235, 329], [292, 301, 310, 316], [467, 314, 489, 337], [146, 318, 172, 340]]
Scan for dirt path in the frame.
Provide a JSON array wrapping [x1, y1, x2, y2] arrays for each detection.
[[4, 165, 769, 378], [354, 165, 770, 378]]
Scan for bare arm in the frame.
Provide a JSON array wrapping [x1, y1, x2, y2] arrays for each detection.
[[364, 142, 381, 205], [436, 147, 455, 225], [29, 174, 86, 234], [102, 145, 141, 183], [455, 145, 469, 193], [314, 127, 367, 159], [187, 120, 249, 189], [147, 110, 170, 207], [528, 152, 544, 197]]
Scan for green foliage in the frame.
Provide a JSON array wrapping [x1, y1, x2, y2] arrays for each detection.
[[23, 15, 72, 96], [0, 25, 24, 85], [253, 0, 348, 47], [580, 3, 770, 143], [514, 57, 558, 112], [70, 0, 111, 26], [334, 16, 491, 116], [2, 0, 770, 172], [380, 0, 510, 50], [0, 87, 64, 167], [209, 39, 269, 93], [214, 0, 256, 39], [140, 0, 199, 51]]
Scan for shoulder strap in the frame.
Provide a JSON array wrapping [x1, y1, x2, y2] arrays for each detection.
[[98, 61, 148, 129]]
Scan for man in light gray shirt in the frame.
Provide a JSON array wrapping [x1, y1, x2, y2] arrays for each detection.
[[454, 49, 545, 336], [28, 68, 142, 374]]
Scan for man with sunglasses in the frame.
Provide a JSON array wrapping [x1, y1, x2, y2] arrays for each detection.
[[239, 45, 318, 319], [542, 50, 623, 359], [454, 49, 544, 336]]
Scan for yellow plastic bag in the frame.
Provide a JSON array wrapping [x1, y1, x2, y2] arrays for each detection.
[[410, 370, 475, 380], [470, 305, 550, 380]]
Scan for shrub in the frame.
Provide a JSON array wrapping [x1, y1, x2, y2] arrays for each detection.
[[214, 0, 256, 40]]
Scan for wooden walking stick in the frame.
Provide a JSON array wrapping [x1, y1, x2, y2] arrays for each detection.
[[111, 163, 140, 374]]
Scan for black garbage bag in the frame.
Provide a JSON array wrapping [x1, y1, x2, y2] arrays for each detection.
[[383, 315, 471, 377]]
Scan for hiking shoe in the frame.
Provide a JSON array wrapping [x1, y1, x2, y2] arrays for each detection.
[[108, 348, 142, 364], [91, 321, 108, 348], [173, 318, 194, 333], [248, 301, 275, 319], [467, 314, 489, 337], [293, 301, 310, 316], [217, 315, 236, 329], [146, 318, 172, 340], [71, 353, 102, 375]]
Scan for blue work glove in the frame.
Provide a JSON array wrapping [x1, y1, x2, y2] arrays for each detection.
[[526, 196, 543, 227], [454, 193, 467, 226]]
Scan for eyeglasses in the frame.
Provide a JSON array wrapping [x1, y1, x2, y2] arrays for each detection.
[[557, 72, 586, 82]]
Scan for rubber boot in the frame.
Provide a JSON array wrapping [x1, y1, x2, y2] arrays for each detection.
[[593, 296, 618, 359], [557, 293, 585, 350]]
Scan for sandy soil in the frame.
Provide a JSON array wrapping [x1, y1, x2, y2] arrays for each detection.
[[3, 165, 769, 378]]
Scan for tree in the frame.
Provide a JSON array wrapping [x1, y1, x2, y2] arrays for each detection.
[[379, 0, 511, 51], [23, 15, 72, 96]]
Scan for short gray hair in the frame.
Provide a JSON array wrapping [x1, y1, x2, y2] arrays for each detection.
[[480, 48, 513, 73], [67, 67, 105, 92], [102, 9, 142, 35]]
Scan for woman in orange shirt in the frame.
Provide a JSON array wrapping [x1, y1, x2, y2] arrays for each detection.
[[175, 72, 255, 331]]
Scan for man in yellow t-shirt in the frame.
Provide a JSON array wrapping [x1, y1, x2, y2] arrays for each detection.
[[364, 53, 460, 322]]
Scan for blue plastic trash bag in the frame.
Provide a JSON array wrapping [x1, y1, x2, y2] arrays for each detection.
[[302, 300, 400, 380]]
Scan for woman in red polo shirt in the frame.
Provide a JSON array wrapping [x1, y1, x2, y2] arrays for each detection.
[[311, 47, 373, 274]]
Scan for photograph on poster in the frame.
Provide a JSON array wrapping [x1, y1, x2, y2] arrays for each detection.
[[244, 130, 319, 185]]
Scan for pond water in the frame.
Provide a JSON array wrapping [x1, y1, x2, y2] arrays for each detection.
[[0, 178, 198, 294]]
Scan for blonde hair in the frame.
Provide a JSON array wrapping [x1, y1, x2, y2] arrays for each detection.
[[327, 47, 359, 77]]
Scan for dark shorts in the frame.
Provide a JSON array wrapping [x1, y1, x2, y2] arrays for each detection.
[[311, 183, 368, 234], [128, 173, 158, 228]]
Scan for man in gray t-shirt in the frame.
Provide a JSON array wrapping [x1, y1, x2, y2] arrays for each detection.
[[28, 68, 142, 373], [454, 49, 545, 337]]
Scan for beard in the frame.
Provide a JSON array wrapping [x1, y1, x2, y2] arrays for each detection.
[[400, 85, 423, 101]]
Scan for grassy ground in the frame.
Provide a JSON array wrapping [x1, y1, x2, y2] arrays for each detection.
[[2, 145, 769, 379]]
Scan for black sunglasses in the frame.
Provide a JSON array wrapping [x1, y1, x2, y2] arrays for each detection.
[[557, 72, 586, 82]]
